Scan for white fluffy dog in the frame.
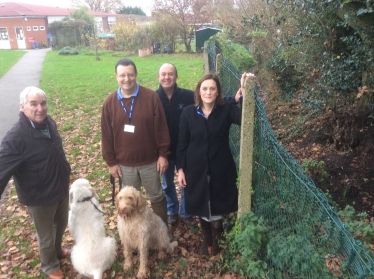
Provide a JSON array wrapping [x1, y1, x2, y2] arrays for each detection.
[[68, 178, 116, 279], [116, 186, 178, 278]]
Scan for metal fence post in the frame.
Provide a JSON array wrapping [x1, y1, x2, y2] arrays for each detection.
[[203, 41, 209, 74]]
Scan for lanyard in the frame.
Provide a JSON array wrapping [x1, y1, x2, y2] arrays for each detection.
[[196, 106, 215, 119], [196, 106, 206, 118], [117, 88, 135, 124]]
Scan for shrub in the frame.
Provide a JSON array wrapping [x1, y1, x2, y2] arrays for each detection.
[[223, 211, 268, 278], [301, 159, 329, 190], [265, 48, 304, 100], [59, 46, 79, 55], [338, 205, 374, 259], [209, 33, 257, 72]]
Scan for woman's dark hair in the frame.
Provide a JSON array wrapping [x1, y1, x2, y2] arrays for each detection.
[[194, 73, 224, 107], [115, 58, 137, 74]]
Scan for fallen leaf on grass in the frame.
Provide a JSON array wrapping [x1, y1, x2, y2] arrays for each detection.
[[325, 254, 342, 277]]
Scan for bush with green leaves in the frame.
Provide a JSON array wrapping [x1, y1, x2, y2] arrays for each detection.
[[338, 205, 374, 258], [241, 0, 374, 109], [223, 211, 268, 278], [59, 46, 79, 55], [266, 233, 323, 279], [301, 159, 329, 190], [265, 48, 304, 100], [209, 33, 257, 72]]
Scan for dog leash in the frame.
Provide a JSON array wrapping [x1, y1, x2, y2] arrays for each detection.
[[77, 195, 109, 215], [90, 200, 108, 215], [110, 175, 122, 205]]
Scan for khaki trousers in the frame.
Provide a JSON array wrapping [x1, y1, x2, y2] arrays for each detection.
[[27, 197, 69, 275], [119, 161, 164, 203]]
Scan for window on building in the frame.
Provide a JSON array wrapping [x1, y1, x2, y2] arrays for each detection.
[[15, 27, 24, 40], [33, 26, 38, 31], [0, 27, 9, 40], [108, 20, 115, 31], [27, 26, 31, 31], [40, 26, 45, 30]]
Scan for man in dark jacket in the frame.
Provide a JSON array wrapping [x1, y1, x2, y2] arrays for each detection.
[[156, 63, 197, 228], [0, 86, 71, 279]]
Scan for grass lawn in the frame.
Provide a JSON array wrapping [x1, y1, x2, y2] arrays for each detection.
[[0, 50, 27, 78], [1, 49, 234, 279]]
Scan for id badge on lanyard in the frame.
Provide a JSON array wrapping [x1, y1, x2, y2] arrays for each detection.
[[124, 124, 135, 133], [117, 88, 136, 133]]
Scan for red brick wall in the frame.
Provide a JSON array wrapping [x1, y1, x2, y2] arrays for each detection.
[[0, 17, 49, 49]]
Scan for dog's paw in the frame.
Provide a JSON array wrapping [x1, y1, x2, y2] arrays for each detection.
[[123, 261, 132, 271], [157, 251, 167, 259], [136, 268, 149, 279], [168, 241, 178, 253]]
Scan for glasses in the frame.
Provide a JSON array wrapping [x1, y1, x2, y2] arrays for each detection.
[[117, 73, 136, 79]]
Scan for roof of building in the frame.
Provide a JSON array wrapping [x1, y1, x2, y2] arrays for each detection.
[[0, 2, 116, 17], [196, 26, 222, 32]]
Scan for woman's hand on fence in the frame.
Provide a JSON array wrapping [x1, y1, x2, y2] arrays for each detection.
[[236, 73, 255, 101], [240, 72, 256, 89]]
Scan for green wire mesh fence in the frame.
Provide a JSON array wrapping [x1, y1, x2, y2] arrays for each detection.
[[205, 41, 374, 278]]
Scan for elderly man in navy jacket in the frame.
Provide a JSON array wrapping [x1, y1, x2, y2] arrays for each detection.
[[0, 86, 71, 279]]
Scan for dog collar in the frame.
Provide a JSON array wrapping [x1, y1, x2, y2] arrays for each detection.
[[77, 195, 93, 203], [76, 195, 108, 215]]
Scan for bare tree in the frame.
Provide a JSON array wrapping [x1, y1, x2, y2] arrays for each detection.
[[72, 0, 123, 13], [153, 0, 214, 52]]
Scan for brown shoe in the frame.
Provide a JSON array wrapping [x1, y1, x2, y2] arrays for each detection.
[[181, 216, 198, 228], [57, 248, 71, 259], [167, 214, 178, 226], [48, 269, 64, 279]]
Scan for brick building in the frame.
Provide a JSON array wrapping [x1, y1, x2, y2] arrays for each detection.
[[0, 2, 117, 49]]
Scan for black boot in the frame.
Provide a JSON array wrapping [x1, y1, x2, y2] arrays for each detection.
[[211, 219, 223, 256], [199, 218, 212, 256]]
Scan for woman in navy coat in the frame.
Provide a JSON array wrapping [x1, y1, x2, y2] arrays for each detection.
[[177, 72, 254, 255]]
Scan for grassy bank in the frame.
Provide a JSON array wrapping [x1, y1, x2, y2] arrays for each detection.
[[0, 50, 26, 77]]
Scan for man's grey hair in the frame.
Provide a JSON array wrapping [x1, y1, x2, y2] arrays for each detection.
[[19, 86, 47, 105]]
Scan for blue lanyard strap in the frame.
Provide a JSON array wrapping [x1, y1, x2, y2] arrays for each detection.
[[196, 106, 205, 118], [196, 106, 216, 119], [117, 88, 135, 124]]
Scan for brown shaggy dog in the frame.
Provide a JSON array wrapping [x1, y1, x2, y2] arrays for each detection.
[[116, 186, 178, 278]]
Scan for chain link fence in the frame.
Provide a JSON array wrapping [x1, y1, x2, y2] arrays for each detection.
[[205, 41, 374, 278]]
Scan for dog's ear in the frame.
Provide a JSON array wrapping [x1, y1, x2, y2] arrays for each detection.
[[135, 190, 147, 213]]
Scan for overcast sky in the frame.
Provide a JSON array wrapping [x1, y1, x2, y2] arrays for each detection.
[[13, 0, 153, 15]]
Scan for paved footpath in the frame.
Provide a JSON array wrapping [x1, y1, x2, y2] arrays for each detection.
[[0, 48, 50, 201], [0, 48, 50, 142]]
